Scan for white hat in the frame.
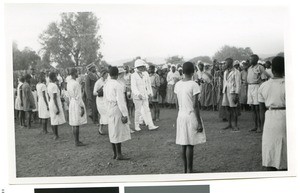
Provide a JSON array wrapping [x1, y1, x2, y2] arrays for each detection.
[[178, 67, 183, 71], [171, 64, 176, 68], [118, 67, 125, 74], [162, 64, 168, 69], [234, 60, 240, 66], [134, 59, 147, 68]]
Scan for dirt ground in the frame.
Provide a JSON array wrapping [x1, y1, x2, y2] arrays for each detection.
[[15, 108, 264, 177]]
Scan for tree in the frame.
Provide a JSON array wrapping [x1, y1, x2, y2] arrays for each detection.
[[13, 42, 41, 71], [213, 45, 253, 61], [165, 55, 185, 65], [189, 56, 212, 64], [39, 12, 102, 68]]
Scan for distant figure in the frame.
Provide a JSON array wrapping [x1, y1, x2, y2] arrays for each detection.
[[264, 61, 274, 79], [258, 56, 286, 171], [174, 61, 206, 173], [166, 64, 180, 108], [15, 76, 25, 127], [22, 74, 36, 129], [85, 63, 99, 124], [149, 65, 161, 121], [239, 62, 249, 111]]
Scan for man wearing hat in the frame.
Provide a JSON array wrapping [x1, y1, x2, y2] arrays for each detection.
[[131, 59, 159, 131], [85, 63, 99, 124], [233, 60, 240, 70]]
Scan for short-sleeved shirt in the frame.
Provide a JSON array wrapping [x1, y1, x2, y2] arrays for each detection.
[[47, 82, 61, 100], [174, 80, 201, 112], [258, 78, 285, 108], [247, 64, 268, 84], [36, 83, 48, 101]]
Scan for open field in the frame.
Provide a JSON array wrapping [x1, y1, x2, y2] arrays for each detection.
[[15, 109, 264, 177]]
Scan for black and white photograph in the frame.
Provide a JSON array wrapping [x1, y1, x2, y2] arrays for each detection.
[[5, 3, 294, 184]]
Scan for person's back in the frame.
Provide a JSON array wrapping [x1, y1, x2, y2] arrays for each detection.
[[259, 78, 285, 108], [175, 80, 198, 113]]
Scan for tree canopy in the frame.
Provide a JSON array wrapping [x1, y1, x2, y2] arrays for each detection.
[[165, 55, 185, 65], [189, 56, 212, 64], [213, 45, 253, 61], [13, 42, 41, 71], [39, 12, 102, 68]]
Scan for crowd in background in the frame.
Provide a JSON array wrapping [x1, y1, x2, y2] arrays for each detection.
[[13, 54, 286, 172]]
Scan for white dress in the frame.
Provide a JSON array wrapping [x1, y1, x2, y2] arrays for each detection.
[[67, 79, 87, 126], [14, 82, 23, 111], [32, 90, 38, 112], [104, 79, 131, 144], [174, 80, 206, 145], [36, 83, 50, 119], [93, 77, 108, 124], [47, 82, 66, 126], [258, 78, 287, 169]]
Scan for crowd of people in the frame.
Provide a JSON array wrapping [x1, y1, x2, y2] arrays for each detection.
[[13, 54, 286, 173]]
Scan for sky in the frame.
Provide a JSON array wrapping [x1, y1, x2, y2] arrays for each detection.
[[5, 4, 287, 64]]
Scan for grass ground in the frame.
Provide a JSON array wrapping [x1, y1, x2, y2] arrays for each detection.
[[15, 108, 263, 177]]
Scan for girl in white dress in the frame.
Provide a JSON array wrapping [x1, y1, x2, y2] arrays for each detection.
[[15, 76, 25, 127], [47, 72, 66, 140], [36, 73, 50, 134], [174, 62, 206, 173], [93, 68, 109, 135], [258, 56, 287, 171], [67, 68, 87, 146], [104, 67, 131, 160]]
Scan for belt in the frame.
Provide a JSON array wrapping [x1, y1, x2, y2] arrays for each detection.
[[248, 83, 260, 85], [268, 107, 286, 110]]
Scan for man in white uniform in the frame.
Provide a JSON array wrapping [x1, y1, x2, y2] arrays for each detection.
[[131, 59, 159, 131]]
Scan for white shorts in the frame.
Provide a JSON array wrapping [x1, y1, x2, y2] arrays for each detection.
[[247, 84, 260, 105], [222, 91, 238, 107]]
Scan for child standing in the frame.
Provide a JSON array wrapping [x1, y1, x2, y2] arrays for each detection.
[[174, 62, 206, 173]]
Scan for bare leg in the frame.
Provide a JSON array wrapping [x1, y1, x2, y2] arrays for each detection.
[[249, 105, 258, 131], [232, 107, 239, 131], [27, 111, 32, 129], [42, 119, 48, 134], [18, 110, 22, 126], [186, 145, 194, 173], [116, 143, 130, 160], [222, 107, 232, 130], [181, 145, 187, 173], [73, 126, 84, 146], [52, 125, 59, 140], [112, 143, 117, 159], [255, 105, 262, 133]]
